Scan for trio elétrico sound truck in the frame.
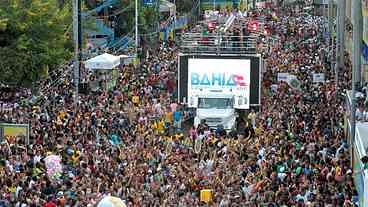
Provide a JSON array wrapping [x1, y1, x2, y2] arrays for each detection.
[[178, 54, 262, 131]]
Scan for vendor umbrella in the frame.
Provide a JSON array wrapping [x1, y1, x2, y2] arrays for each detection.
[[97, 196, 126, 207]]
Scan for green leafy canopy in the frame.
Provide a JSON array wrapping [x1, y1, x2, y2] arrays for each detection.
[[0, 0, 72, 86]]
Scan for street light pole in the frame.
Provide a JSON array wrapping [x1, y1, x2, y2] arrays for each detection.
[[338, 0, 345, 73], [72, 0, 80, 104], [352, 0, 363, 85], [328, 0, 333, 45], [351, 0, 363, 158], [135, 0, 139, 57], [334, 0, 340, 88], [334, 0, 345, 89]]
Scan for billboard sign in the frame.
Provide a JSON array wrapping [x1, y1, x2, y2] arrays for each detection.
[[178, 54, 261, 108], [0, 123, 30, 145], [277, 73, 289, 82], [188, 58, 251, 108]]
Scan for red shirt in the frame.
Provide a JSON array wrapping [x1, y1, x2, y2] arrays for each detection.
[[44, 201, 57, 207]]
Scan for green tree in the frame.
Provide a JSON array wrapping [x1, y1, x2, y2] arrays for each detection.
[[0, 0, 72, 86], [175, 0, 194, 14], [139, 4, 159, 35], [113, 0, 159, 46], [139, 1, 160, 47], [114, 0, 135, 37]]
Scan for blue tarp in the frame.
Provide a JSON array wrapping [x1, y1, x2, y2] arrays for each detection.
[[362, 40, 368, 62]]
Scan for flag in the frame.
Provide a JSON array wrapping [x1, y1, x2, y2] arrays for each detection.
[[194, 137, 202, 154], [200, 189, 213, 203], [287, 74, 301, 90]]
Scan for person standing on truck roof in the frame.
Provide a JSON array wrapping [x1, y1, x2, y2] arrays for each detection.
[[248, 109, 257, 129]]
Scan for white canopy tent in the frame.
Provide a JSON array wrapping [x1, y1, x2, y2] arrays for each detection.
[[85, 53, 121, 70], [159, 0, 176, 16]]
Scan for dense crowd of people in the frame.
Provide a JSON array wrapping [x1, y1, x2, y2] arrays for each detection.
[[0, 6, 359, 207]]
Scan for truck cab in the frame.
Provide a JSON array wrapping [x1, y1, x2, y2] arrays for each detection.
[[192, 94, 239, 131]]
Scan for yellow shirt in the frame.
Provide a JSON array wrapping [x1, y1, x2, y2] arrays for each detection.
[[165, 111, 173, 123], [59, 111, 66, 119], [151, 122, 157, 130], [138, 124, 145, 133], [7, 186, 16, 193], [157, 120, 164, 133]]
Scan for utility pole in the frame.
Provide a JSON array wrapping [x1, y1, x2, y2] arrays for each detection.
[[173, 0, 176, 41], [338, 0, 345, 73], [72, 0, 81, 104], [334, 0, 340, 88], [351, 0, 363, 158], [328, 0, 333, 45], [330, 0, 335, 73], [352, 1, 364, 85], [135, 0, 139, 57], [352, 0, 363, 85], [334, 0, 345, 89], [350, 1, 363, 168]]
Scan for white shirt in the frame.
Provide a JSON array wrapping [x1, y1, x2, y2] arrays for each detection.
[[33, 155, 42, 164], [28, 180, 35, 189], [356, 108, 363, 120]]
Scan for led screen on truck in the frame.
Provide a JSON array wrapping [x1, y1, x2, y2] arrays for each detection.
[[178, 54, 261, 107], [188, 58, 251, 109]]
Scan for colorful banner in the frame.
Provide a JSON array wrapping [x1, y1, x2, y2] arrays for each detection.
[[0, 123, 30, 145], [160, 16, 187, 42], [45, 155, 62, 180], [174, 16, 188, 30]]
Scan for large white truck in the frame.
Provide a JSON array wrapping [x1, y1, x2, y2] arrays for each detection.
[[186, 58, 252, 130]]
